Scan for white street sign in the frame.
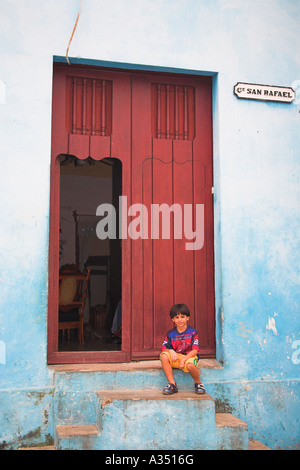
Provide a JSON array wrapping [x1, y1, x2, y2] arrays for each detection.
[[234, 82, 295, 103]]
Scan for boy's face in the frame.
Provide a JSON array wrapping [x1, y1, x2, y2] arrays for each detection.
[[172, 313, 189, 332]]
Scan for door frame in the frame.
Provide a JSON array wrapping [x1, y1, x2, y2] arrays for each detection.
[[47, 57, 216, 364]]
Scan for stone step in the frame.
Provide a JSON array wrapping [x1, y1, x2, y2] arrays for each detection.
[[215, 413, 248, 450], [55, 424, 99, 450], [19, 439, 271, 450], [248, 439, 271, 450], [56, 424, 98, 437], [18, 445, 57, 450], [97, 388, 214, 401], [50, 363, 271, 450], [52, 359, 222, 426], [55, 389, 249, 450]]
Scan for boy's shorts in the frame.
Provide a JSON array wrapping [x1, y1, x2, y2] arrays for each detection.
[[160, 350, 199, 373]]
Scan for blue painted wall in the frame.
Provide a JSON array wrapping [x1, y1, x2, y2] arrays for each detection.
[[0, 0, 299, 449]]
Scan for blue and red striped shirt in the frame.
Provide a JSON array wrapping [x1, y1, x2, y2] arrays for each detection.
[[162, 326, 200, 357]]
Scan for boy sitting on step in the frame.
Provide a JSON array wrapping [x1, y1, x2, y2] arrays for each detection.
[[160, 303, 205, 395]]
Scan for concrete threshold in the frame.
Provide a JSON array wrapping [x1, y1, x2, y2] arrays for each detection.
[[49, 358, 222, 372]]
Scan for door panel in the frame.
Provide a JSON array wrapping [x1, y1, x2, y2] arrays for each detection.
[[131, 74, 215, 358]]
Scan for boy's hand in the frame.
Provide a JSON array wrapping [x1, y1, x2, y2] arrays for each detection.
[[179, 356, 186, 369]]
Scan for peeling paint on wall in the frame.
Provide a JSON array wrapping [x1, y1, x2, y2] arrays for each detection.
[[266, 316, 278, 335], [236, 322, 253, 339]]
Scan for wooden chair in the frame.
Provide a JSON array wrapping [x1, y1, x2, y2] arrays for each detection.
[[58, 266, 90, 344]]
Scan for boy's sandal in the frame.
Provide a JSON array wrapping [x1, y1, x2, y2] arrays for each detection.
[[195, 383, 205, 394], [163, 383, 178, 395]]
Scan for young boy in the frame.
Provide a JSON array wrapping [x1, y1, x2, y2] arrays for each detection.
[[160, 303, 205, 395]]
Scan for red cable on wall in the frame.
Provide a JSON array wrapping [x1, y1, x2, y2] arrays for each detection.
[[66, 0, 82, 65]]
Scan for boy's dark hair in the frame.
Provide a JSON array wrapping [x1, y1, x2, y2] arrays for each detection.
[[169, 303, 190, 319]]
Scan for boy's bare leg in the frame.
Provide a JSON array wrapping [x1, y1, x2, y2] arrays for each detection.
[[186, 363, 201, 383], [160, 353, 176, 384]]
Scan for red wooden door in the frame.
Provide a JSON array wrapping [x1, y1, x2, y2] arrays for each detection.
[[131, 73, 215, 359], [48, 63, 215, 364]]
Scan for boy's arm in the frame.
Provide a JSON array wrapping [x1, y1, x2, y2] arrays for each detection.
[[184, 349, 198, 359], [178, 349, 198, 367], [162, 334, 178, 361]]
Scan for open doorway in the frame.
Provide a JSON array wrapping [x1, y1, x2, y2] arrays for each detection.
[[58, 155, 122, 352]]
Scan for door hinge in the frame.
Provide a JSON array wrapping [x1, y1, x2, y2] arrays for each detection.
[[211, 186, 214, 194]]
